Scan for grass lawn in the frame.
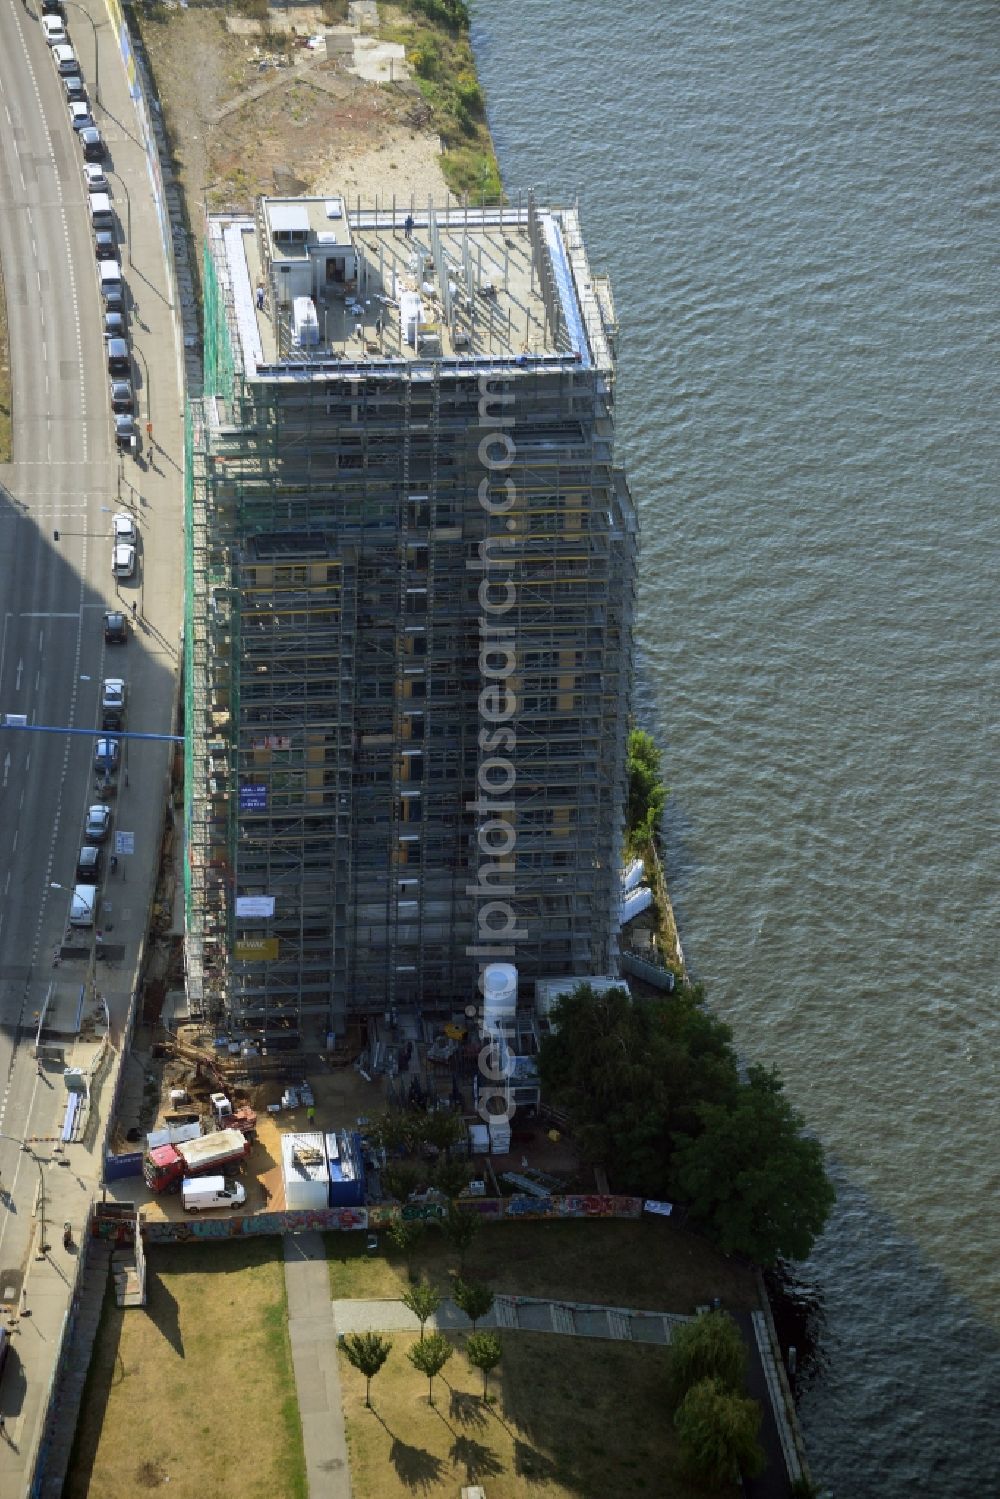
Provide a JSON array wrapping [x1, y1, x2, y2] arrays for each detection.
[[340, 1328, 714, 1498], [326, 1216, 759, 1313], [65, 1239, 306, 1499]]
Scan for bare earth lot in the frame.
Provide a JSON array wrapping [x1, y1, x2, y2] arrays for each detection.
[[66, 1239, 305, 1499], [340, 1329, 708, 1499], [136, 6, 447, 246]]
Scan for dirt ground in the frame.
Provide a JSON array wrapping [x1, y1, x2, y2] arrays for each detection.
[[339, 1330, 705, 1499], [137, 7, 447, 244], [66, 1238, 305, 1499]]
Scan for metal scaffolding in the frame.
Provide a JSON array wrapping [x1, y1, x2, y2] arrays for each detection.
[[184, 199, 638, 1036]]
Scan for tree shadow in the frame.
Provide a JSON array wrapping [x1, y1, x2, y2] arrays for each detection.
[[448, 1387, 487, 1429], [388, 1435, 444, 1491], [513, 1437, 561, 1484], [449, 1434, 504, 1482]]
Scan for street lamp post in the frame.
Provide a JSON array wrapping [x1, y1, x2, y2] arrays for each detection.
[[63, 0, 100, 112], [0, 1131, 49, 1256], [132, 340, 151, 430], [106, 167, 132, 267]]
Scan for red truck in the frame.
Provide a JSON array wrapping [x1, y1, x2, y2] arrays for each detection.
[[143, 1127, 251, 1194]]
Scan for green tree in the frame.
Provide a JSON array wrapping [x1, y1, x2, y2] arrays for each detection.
[[370, 1109, 422, 1155], [402, 1280, 441, 1341], [626, 727, 668, 845], [671, 1065, 835, 1265], [465, 1330, 502, 1401], [673, 1377, 764, 1487], [441, 1203, 481, 1273], [433, 1158, 471, 1200], [341, 1331, 392, 1409], [388, 1216, 426, 1277], [407, 1331, 454, 1405], [422, 1107, 464, 1162], [537, 982, 738, 1197], [666, 1310, 747, 1408], [381, 1162, 421, 1203], [453, 1278, 494, 1331]]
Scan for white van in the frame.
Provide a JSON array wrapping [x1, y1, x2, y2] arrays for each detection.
[[51, 43, 78, 76], [89, 193, 114, 231], [42, 14, 67, 45], [99, 259, 123, 296], [69, 884, 98, 928], [181, 1176, 247, 1213], [99, 259, 124, 311]]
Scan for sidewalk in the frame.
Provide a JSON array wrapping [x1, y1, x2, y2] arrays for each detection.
[[284, 1233, 351, 1499]]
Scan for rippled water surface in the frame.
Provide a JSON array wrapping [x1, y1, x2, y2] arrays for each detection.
[[471, 3, 999, 1492]]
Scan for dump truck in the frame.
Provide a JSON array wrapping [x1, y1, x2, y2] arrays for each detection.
[[143, 1127, 251, 1194]]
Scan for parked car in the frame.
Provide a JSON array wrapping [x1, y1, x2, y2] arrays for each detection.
[[42, 14, 67, 45], [94, 738, 120, 773], [104, 310, 126, 339], [99, 260, 124, 312], [51, 43, 78, 75], [101, 678, 126, 713], [110, 378, 134, 414], [42, 0, 64, 13], [64, 74, 86, 103], [106, 339, 130, 376], [102, 669, 125, 719], [85, 804, 112, 842], [112, 512, 137, 545], [103, 609, 128, 644], [114, 413, 137, 451], [83, 163, 109, 194], [79, 126, 105, 162], [94, 229, 117, 261], [76, 845, 103, 884], [112, 541, 136, 579]]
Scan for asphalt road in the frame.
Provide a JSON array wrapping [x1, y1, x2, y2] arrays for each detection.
[[0, 0, 184, 1480]]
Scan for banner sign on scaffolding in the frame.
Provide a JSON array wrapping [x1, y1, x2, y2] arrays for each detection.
[[235, 896, 275, 919]]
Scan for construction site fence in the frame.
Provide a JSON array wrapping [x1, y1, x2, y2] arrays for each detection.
[[91, 1193, 643, 1244]]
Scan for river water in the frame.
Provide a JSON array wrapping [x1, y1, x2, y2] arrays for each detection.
[[471, 3, 999, 1492]]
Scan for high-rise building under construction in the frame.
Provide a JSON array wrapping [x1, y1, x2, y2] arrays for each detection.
[[185, 194, 637, 1036]]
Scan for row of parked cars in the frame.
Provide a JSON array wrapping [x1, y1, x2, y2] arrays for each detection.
[[69, 576, 135, 929], [41, 3, 140, 929], [42, 0, 139, 455], [69, 666, 131, 927]]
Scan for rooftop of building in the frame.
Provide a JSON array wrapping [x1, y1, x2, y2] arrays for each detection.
[[209, 193, 618, 382]]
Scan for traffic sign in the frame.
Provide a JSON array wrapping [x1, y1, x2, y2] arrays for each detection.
[[115, 831, 135, 855]]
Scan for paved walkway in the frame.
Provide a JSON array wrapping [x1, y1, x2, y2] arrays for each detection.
[[284, 1233, 351, 1499], [333, 1292, 691, 1345]]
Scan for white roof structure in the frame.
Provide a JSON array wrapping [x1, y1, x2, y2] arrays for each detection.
[[268, 203, 310, 235]]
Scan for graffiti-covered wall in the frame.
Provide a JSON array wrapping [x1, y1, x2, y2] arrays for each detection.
[[92, 1195, 643, 1243]]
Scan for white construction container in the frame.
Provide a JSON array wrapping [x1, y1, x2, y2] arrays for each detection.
[[619, 885, 653, 925], [534, 975, 631, 1020], [281, 1131, 329, 1211], [482, 963, 517, 1034], [399, 291, 423, 347], [291, 296, 320, 347]]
